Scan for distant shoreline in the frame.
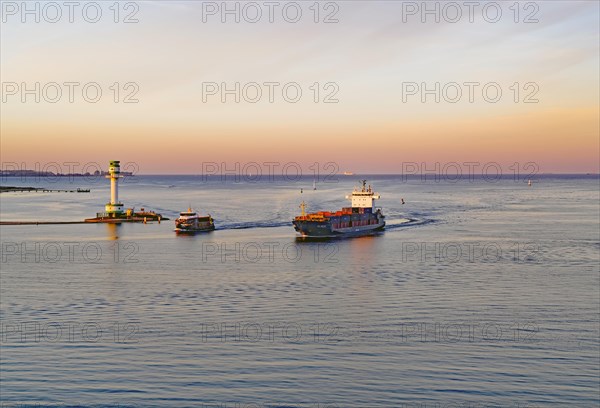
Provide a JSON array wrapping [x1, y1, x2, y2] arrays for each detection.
[[0, 186, 90, 193], [0, 172, 134, 177]]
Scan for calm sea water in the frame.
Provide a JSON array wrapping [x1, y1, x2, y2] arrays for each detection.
[[1, 175, 598, 407]]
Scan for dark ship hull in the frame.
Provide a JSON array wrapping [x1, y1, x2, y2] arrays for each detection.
[[175, 224, 215, 233], [293, 208, 385, 238]]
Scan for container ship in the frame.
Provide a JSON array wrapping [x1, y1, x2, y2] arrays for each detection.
[[174, 208, 215, 233], [293, 180, 385, 237]]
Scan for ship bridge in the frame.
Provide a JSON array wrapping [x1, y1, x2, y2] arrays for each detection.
[[346, 180, 380, 208]]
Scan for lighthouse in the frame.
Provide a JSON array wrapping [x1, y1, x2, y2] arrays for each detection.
[[105, 160, 124, 217]]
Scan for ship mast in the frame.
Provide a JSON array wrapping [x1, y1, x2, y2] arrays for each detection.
[[300, 201, 307, 216]]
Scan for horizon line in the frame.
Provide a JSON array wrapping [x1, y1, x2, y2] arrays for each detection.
[[4, 172, 598, 177]]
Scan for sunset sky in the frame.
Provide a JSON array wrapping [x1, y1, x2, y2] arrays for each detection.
[[1, 0, 598, 174]]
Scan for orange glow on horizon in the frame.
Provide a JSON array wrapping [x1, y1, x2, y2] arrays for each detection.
[[1, 107, 598, 174]]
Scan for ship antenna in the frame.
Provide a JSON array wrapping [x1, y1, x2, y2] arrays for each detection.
[[300, 201, 306, 217]]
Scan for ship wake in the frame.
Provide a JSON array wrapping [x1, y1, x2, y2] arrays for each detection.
[[216, 220, 291, 231]]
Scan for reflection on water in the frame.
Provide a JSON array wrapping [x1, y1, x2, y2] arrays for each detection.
[[1, 176, 599, 407], [105, 223, 120, 240]]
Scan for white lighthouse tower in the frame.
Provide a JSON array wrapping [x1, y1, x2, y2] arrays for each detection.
[[105, 160, 124, 217]]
